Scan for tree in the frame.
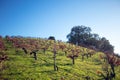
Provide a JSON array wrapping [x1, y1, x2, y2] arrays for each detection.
[[22, 47, 28, 54], [30, 50, 39, 60], [85, 33, 100, 47], [48, 36, 55, 40], [99, 53, 120, 80], [67, 45, 79, 64], [67, 26, 114, 53], [98, 37, 114, 53], [53, 44, 58, 71], [67, 25, 91, 46]]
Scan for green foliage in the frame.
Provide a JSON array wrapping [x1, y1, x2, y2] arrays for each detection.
[[67, 25, 91, 45], [67, 25, 114, 53], [48, 36, 55, 40]]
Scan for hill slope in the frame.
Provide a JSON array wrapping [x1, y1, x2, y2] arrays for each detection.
[[0, 37, 120, 80]]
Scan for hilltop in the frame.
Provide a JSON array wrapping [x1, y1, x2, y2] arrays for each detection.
[[0, 36, 120, 80]]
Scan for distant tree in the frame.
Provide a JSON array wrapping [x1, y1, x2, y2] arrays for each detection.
[[67, 25, 91, 46], [48, 36, 55, 40], [98, 37, 114, 53], [67, 25, 114, 53]]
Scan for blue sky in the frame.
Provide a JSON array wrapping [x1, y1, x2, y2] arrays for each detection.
[[0, 0, 120, 54]]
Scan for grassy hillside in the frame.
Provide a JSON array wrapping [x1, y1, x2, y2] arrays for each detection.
[[0, 37, 120, 80]]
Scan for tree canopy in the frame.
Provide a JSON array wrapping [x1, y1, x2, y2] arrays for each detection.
[[67, 25, 91, 45], [67, 25, 114, 53], [48, 36, 55, 40]]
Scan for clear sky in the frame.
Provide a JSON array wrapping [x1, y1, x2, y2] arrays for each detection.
[[0, 0, 120, 54]]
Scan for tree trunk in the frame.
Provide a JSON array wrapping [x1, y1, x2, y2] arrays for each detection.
[[110, 65, 116, 78], [72, 57, 75, 64], [82, 55, 84, 61], [43, 48, 46, 54], [53, 51, 57, 71], [33, 52, 37, 60]]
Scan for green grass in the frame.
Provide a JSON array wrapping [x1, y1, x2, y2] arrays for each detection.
[[0, 39, 120, 80]]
